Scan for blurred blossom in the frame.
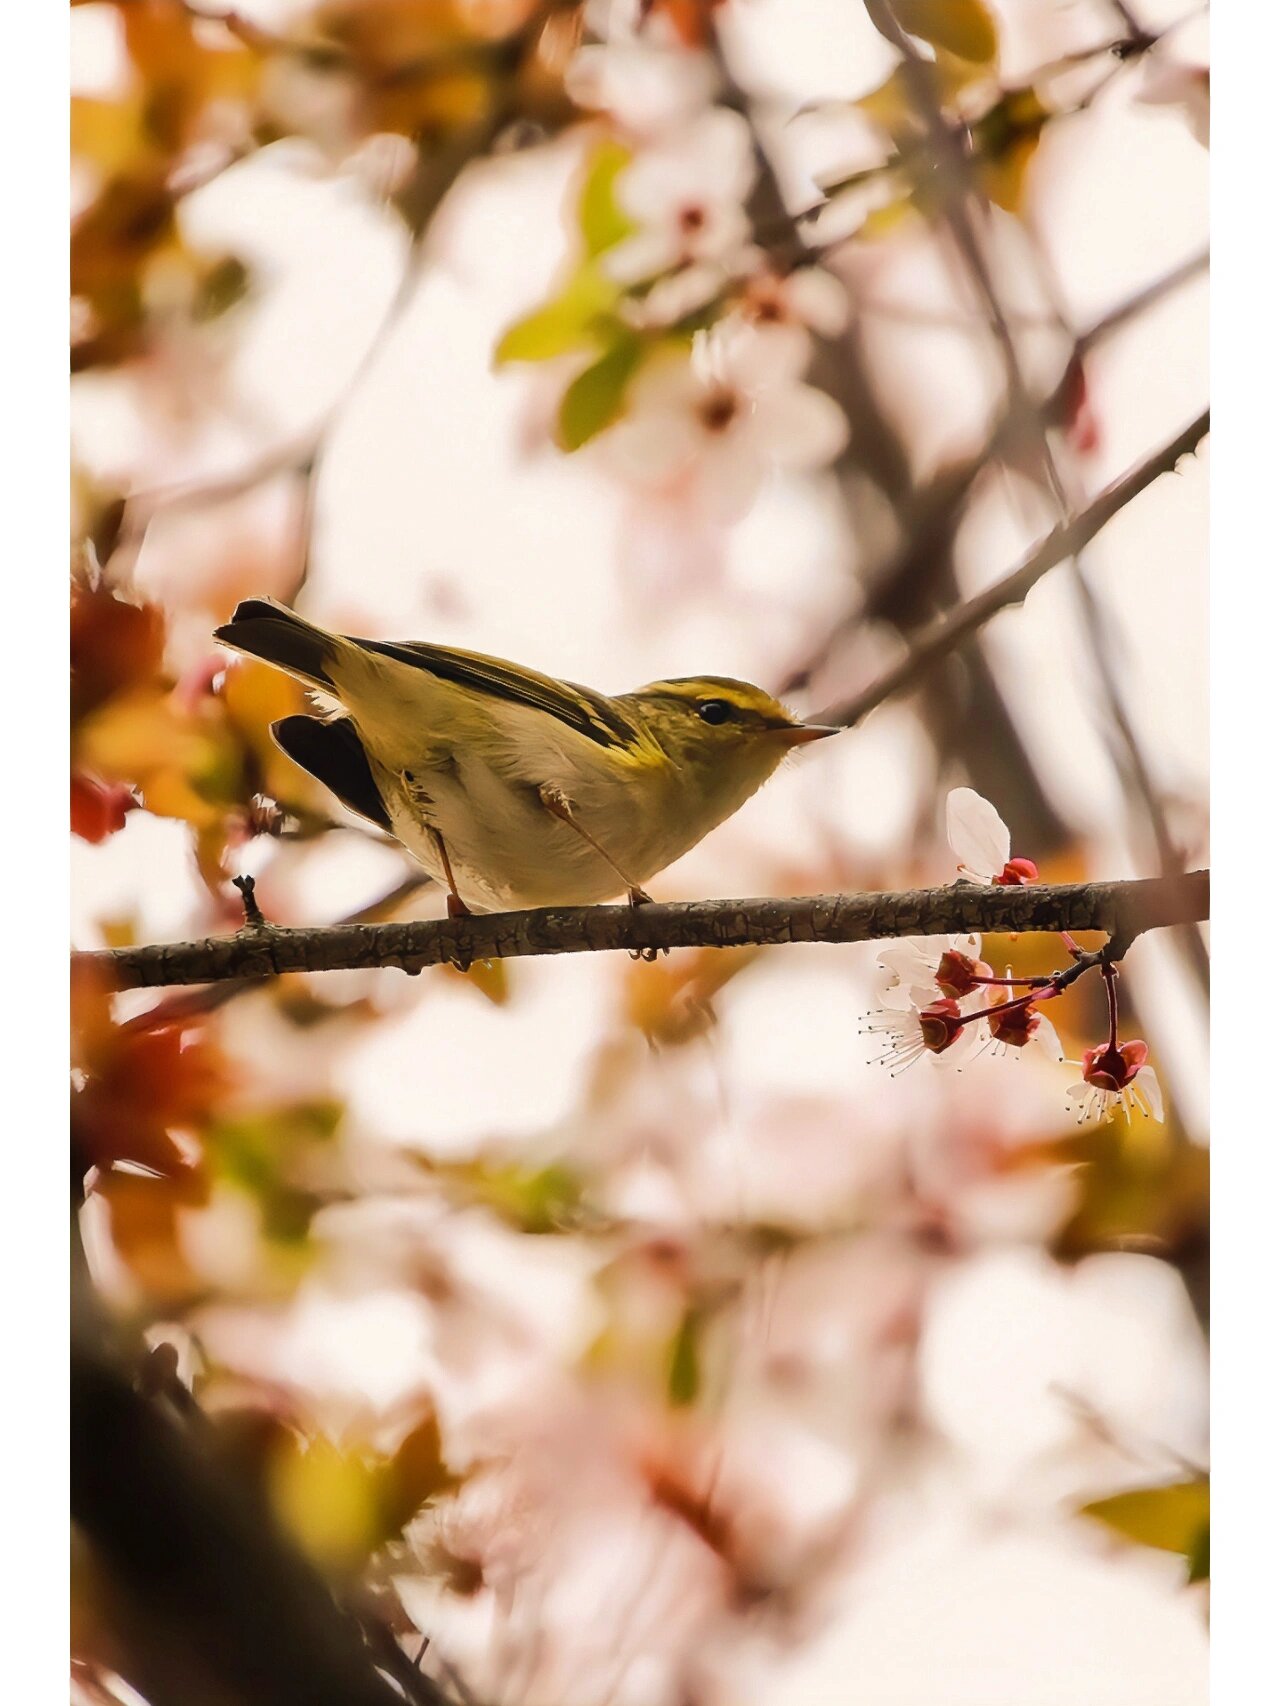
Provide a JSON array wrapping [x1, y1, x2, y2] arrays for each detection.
[[566, 36, 717, 137], [605, 108, 757, 283], [735, 261, 850, 341], [602, 323, 849, 521], [1136, 57, 1210, 149]]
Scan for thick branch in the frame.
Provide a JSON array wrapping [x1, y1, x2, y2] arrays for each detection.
[[817, 410, 1208, 728], [78, 871, 1207, 990], [71, 1342, 437, 1706]]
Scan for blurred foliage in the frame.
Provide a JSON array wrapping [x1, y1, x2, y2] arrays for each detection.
[[1081, 1478, 1209, 1583], [71, 0, 581, 371], [72, 572, 322, 883], [889, 0, 999, 66], [497, 136, 673, 449], [268, 1408, 459, 1576], [426, 1154, 586, 1231]]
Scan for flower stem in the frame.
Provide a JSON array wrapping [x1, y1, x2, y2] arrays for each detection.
[[1103, 958, 1120, 1048]]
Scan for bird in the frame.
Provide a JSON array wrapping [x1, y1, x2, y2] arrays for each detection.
[[213, 597, 838, 916]]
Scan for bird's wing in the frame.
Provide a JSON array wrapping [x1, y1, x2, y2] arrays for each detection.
[[350, 637, 638, 751], [271, 715, 391, 829]]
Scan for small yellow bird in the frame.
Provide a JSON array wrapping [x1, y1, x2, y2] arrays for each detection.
[[214, 598, 837, 915]]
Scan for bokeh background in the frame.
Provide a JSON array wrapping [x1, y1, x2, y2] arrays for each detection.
[[70, 2, 1209, 1702]]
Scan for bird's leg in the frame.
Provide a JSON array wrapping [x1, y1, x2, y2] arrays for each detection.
[[402, 767, 471, 918], [537, 784, 665, 959], [537, 784, 649, 903], [428, 827, 471, 919]]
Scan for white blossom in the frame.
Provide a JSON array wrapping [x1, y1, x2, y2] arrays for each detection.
[[602, 323, 849, 521], [606, 108, 757, 285]]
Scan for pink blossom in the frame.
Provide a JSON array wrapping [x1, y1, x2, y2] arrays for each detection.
[[606, 108, 757, 284], [945, 787, 1039, 885], [864, 996, 984, 1075], [874, 933, 985, 1011], [602, 324, 849, 521], [1066, 1040, 1164, 1124]]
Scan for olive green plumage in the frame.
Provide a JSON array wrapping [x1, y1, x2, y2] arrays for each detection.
[[214, 597, 836, 913]]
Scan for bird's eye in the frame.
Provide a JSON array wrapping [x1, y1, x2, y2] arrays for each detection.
[[697, 699, 733, 725]]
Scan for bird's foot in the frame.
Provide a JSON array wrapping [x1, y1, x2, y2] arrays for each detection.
[[626, 885, 667, 961], [446, 891, 472, 919]]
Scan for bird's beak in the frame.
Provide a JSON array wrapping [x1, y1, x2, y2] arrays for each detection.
[[774, 722, 841, 746]]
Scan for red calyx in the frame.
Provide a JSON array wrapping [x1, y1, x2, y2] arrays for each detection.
[[918, 998, 967, 1055], [1081, 1038, 1149, 1093], [935, 950, 993, 999], [989, 1001, 1040, 1049], [993, 857, 1039, 886]]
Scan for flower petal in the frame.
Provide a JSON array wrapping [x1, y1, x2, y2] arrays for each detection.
[[604, 227, 681, 285], [750, 380, 850, 469], [1033, 1015, 1064, 1062], [945, 787, 1011, 880], [1133, 1064, 1165, 1123], [693, 106, 757, 202], [785, 267, 850, 336], [692, 434, 768, 522]]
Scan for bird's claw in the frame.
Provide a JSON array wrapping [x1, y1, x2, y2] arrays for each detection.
[[626, 886, 667, 960]]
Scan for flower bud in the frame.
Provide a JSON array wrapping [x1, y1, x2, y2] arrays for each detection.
[[988, 1001, 1041, 1049], [1081, 1038, 1149, 1093], [993, 857, 1039, 886], [935, 949, 992, 998], [917, 998, 967, 1055]]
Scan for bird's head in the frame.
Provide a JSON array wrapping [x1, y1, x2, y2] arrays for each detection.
[[625, 675, 838, 802]]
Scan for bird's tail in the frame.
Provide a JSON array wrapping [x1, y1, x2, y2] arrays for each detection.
[[213, 597, 338, 691]]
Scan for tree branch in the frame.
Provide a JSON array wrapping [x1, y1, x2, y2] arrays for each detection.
[[815, 409, 1208, 728], [77, 870, 1207, 990], [71, 1341, 444, 1706]]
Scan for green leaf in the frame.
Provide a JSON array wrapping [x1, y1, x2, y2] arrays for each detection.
[[890, 0, 999, 63], [1080, 1478, 1210, 1579], [578, 138, 635, 257], [495, 263, 619, 365], [433, 1159, 583, 1233], [668, 1309, 701, 1407], [556, 334, 645, 450]]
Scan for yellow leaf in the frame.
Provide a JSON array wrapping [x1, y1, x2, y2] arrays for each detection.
[[77, 687, 208, 783], [857, 195, 920, 241], [891, 0, 999, 64], [856, 66, 922, 143], [496, 262, 620, 365], [1081, 1479, 1209, 1560], [270, 1437, 382, 1576], [71, 95, 149, 179], [980, 132, 1040, 212]]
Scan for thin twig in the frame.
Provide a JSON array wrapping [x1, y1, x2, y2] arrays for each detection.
[[231, 873, 267, 929], [864, 7, 1208, 991], [781, 254, 1210, 700], [77, 870, 1207, 990], [815, 410, 1207, 728]]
